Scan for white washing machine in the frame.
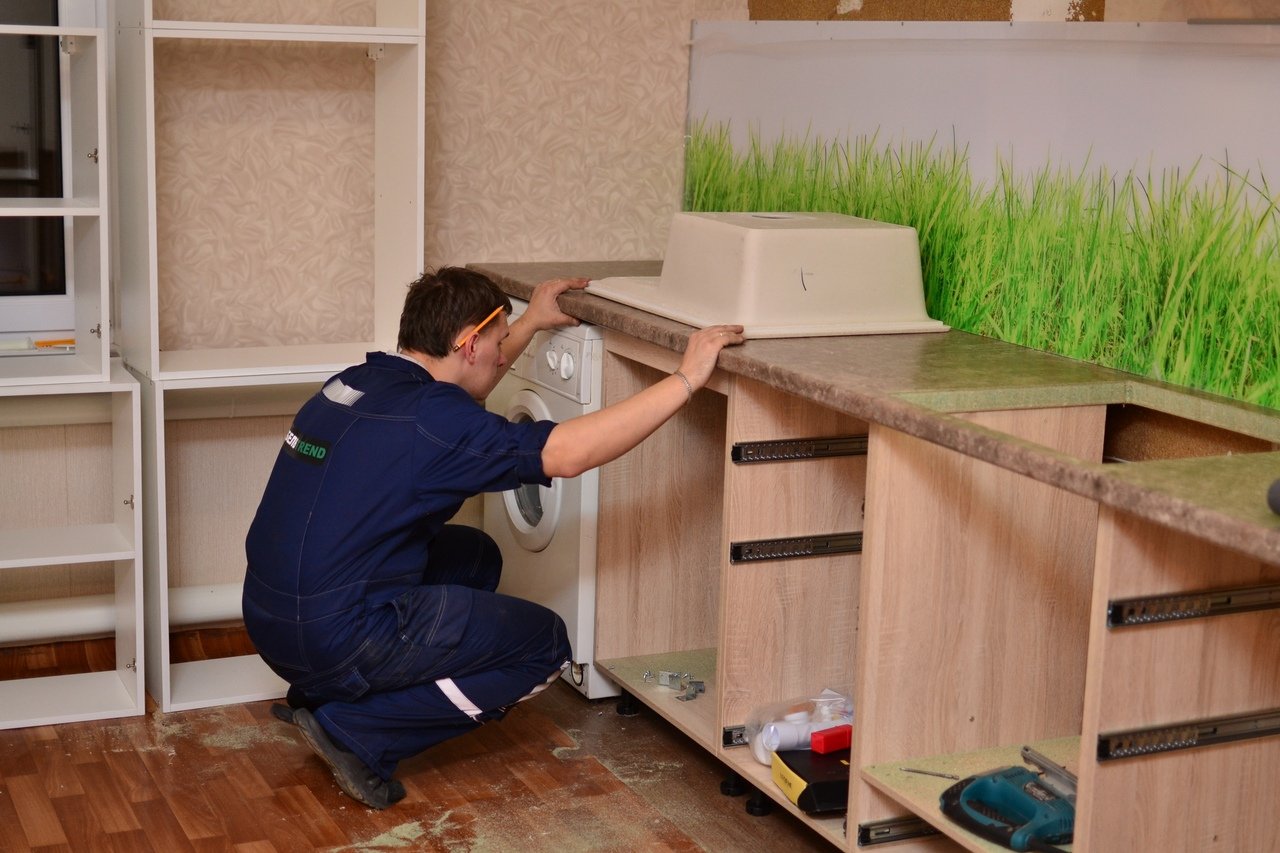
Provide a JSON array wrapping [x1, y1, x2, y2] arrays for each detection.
[[483, 299, 618, 699]]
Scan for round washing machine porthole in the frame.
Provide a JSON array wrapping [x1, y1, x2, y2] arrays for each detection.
[[501, 389, 562, 553]]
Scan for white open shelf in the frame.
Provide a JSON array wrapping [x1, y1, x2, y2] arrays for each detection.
[[0, 361, 143, 729], [136, 370, 329, 711], [0, 25, 110, 387], [0, 671, 143, 729], [0, 523, 133, 570], [114, 1, 425, 381]]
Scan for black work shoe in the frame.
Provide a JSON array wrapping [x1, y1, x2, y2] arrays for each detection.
[[293, 708, 407, 809], [270, 703, 296, 725]]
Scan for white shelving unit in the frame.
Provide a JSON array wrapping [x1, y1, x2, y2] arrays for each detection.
[[0, 23, 110, 387], [137, 371, 330, 711], [113, 1, 426, 710], [114, 0, 426, 381], [0, 361, 143, 729]]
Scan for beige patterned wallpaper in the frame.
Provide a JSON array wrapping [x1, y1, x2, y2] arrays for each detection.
[[153, 39, 376, 351], [150, 0, 747, 351], [424, 0, 749, 271]]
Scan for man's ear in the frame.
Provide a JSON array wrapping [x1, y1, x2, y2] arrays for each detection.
[[460, 334, 479, 364]]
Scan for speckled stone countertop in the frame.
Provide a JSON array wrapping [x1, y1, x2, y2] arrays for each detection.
[[471, 261, 1280, 565]]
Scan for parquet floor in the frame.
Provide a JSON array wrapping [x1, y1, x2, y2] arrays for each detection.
[[0, 637, 834, 852]]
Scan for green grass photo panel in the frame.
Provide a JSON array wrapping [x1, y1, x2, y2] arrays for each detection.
[[684, 121, 1280, 411]]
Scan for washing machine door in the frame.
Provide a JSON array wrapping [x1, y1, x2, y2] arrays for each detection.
[[501, 388, 562, 552]]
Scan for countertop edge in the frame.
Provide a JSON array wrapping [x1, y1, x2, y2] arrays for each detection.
[[473, 261, 1280, 566]]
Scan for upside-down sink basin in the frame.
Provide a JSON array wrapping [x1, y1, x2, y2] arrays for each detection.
[[588, 211, 947, 338]]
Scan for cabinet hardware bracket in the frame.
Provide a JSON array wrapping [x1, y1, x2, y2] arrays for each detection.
[[60, 36, 79, 55], [366, 44, 384, 61], [856, 815, 940, 846], [1107, 582, 1280, 627], [730, 531, 862, 564], [124, 494, 135, 509], [731, 434, 868, 464], [723, 725, 748, 748], [89, 323, 102, 338], [88, 147, 99, 164], [1098, 706, 1280, 761]]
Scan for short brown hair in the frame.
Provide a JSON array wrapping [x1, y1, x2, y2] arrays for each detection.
[[397, 267, 512, 357]]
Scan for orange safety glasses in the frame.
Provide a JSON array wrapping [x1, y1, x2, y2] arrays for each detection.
[[452, 305, 504, 351]]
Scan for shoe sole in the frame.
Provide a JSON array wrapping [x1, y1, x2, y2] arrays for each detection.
[[293, 708, 395, 810]]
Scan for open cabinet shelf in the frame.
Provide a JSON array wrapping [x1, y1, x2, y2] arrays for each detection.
[[0, 361, 143, 728], [0, 25, 110, 387], [597, 650, 720, 752], [136, 370, 329, 711], [114, 0, 425, 380], [863, 737, 1080, 853], [595, 330, 866, 849]]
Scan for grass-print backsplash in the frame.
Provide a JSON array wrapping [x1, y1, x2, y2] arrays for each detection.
[[684, 122, 1280, 412]]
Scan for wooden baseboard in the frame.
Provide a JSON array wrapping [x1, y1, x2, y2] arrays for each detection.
[[0, 625, 258, 681]]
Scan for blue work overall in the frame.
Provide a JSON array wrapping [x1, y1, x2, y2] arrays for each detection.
[[243, 352, 571, 780]]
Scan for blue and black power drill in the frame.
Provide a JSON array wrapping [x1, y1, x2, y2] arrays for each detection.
[[939, 746, 1077, 852]]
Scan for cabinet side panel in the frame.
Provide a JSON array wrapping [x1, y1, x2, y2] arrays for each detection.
[[595, 352, 724, 660], [853, 406, 1103, 826], [112, 20, 158, 372], [1078, 507, 1280, 852], [719, 378, 866, 729]]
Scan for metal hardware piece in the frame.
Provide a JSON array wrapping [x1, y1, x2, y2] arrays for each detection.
[[856, 815, 940, 846], [60, 36, 79, 55], [1098, 707, 1280, 761], [123, 494, 135, 509], [1107, 582, 1280, 628], [89, 323, 102, 338], [675, 679, 705, 701], [88, 147, 99, 164], [1020, 746, 1077, 803], [730, 531, 862, 564], [723, 725, 748, 748], [125, 658, 137, 671], [731, 434, 869, 464], [657, 670, 687, 688], [366, 44, 384, 61], [898, 767, 960, 781]]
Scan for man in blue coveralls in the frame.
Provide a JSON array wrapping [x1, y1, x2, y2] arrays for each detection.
[[243, 267, 744, 809]]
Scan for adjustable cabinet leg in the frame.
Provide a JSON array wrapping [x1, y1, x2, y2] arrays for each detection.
[[616, 690, 641, 717], [745, 788, 773, 816], [720, 770, 747, 796]]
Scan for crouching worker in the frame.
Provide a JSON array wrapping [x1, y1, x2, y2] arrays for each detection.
[[242, 267, 744, 809]]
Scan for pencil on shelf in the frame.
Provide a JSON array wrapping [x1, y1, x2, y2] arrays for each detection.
[[33, 338, 76, 348]]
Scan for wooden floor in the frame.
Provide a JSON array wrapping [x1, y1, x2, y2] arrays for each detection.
[[0, 639, 834, 852]]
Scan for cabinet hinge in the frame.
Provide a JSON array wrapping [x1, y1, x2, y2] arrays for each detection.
[[89, 323, 102, 338], [123, 494, 135, 509], [125, 658, 137, 671], [87, 147, 99, 164], [722, 725, 748, 748], [366, 44, 384, 61], [60, 36, 79, 55]]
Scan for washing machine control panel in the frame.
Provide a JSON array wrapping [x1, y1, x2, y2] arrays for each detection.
[[516, 329, 601, 406]]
